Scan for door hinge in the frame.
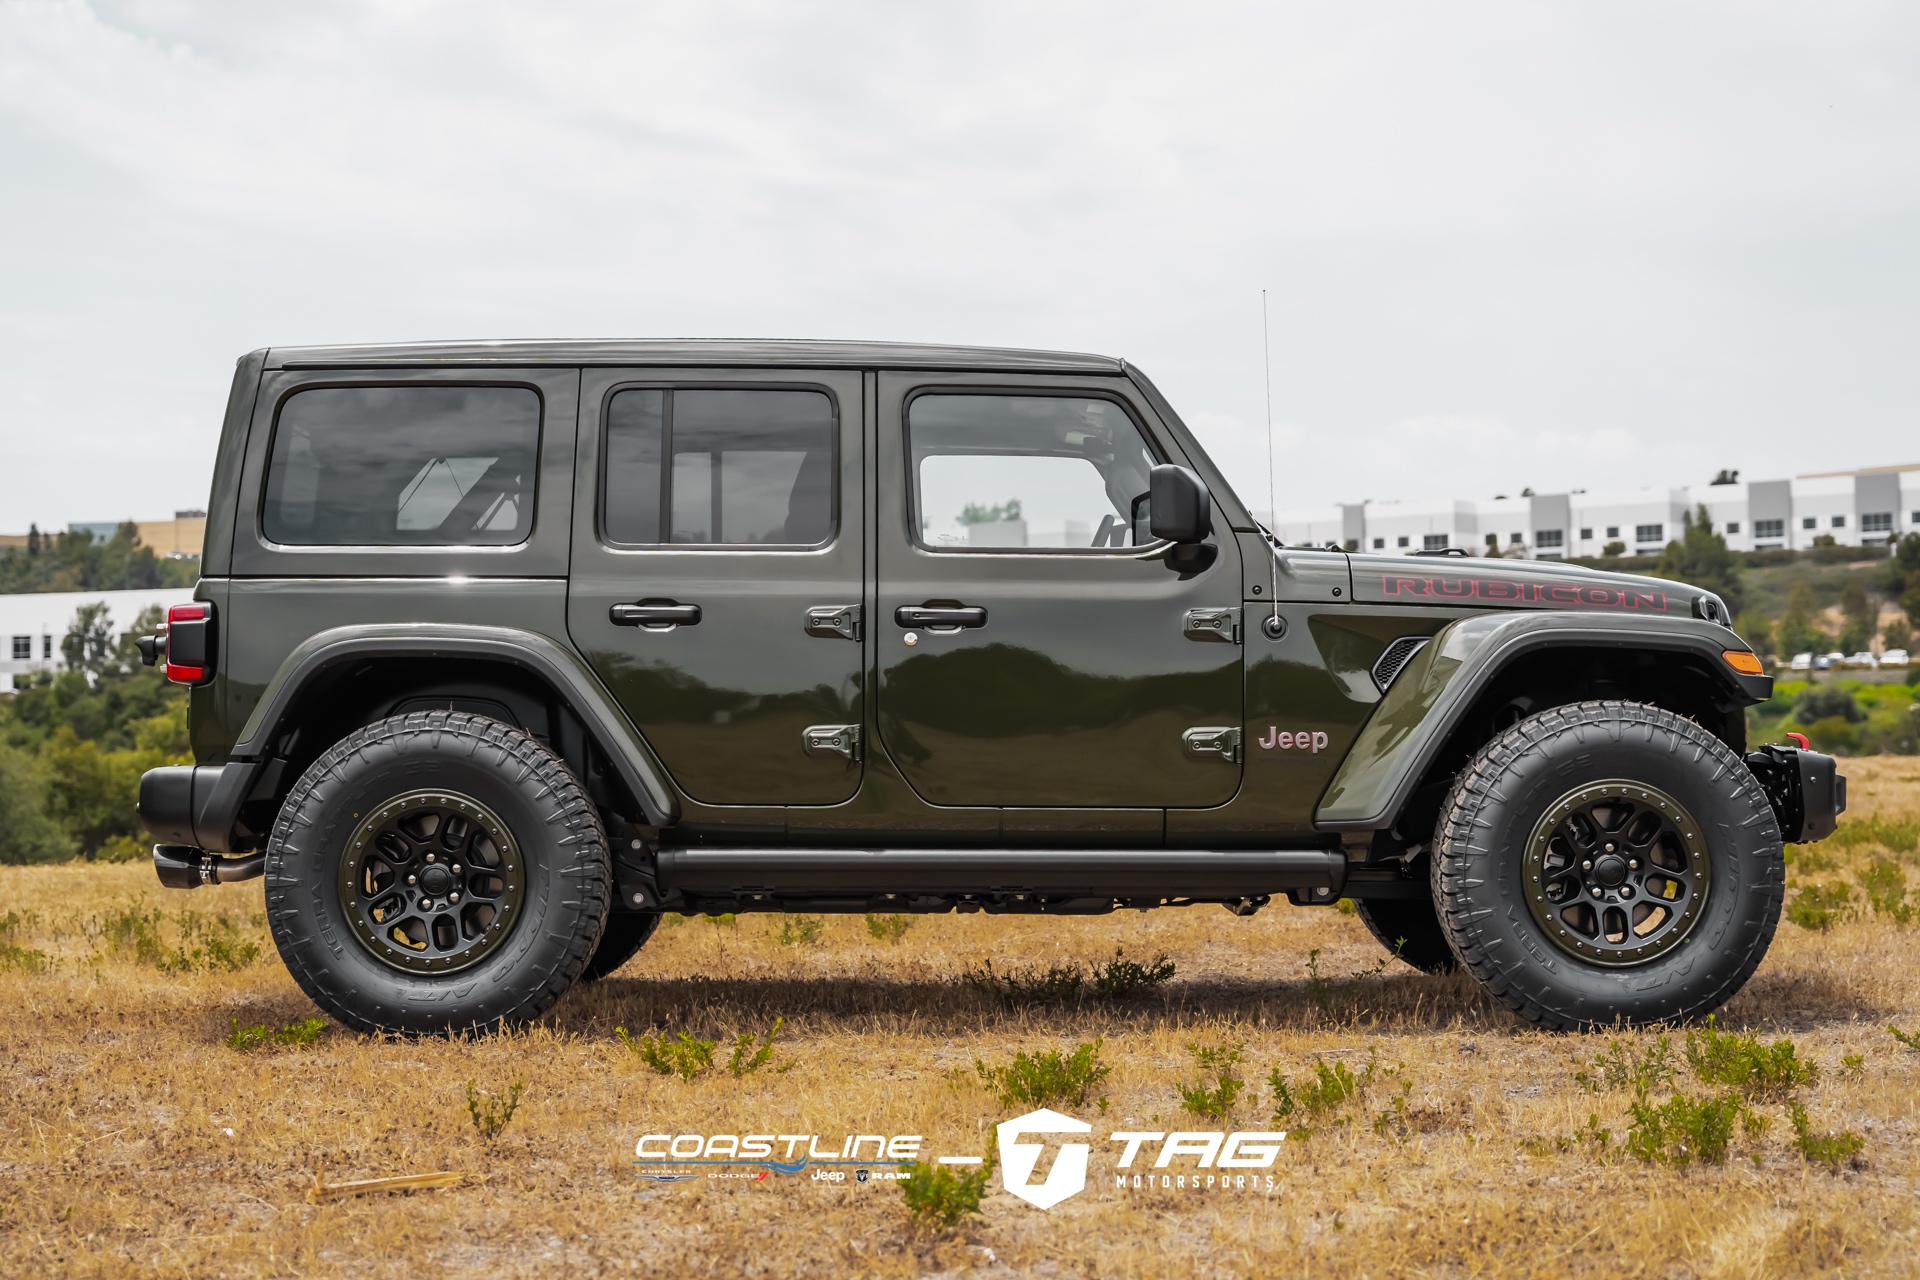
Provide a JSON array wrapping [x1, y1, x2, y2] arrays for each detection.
[[1183, 607, 1241, 644], [1183, 726, 1242, 764], [805, 604, 863, 641], [802, 723, 862, 761]]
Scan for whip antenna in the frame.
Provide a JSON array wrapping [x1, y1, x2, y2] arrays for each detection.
[[1262, 290, 1280, 622]]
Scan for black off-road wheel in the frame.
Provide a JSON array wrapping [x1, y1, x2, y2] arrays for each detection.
[[264, 712, 611, 1035], [1433, 700, 1783, 1031], [579, 911, 661, 981], [1354, 865, 1456, 974]]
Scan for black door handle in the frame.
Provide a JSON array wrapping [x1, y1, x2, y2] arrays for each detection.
[[894, 606, 987, 629], [610, 602, 702, 628]]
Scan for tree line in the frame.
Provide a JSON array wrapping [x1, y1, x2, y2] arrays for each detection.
[[0, 603, 188, 863], [0, 522, 199, 594]]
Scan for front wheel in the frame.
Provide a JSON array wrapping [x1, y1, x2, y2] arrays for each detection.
[[264, 712, 611, 1034], [1433, 700, 1783, 1031]]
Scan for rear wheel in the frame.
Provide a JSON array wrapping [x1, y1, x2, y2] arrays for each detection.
[[265, 711, 611, 1034], [1433, 700, 1783, 1030]]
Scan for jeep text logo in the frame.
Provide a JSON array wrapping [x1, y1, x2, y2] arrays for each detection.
[[1258, 727, 1328, 753]]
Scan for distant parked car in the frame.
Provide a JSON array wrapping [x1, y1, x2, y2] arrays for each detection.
[[1843, 652, 1878, 668], [1881, 649, 1910, 667], [1814, 652, 1844, 670], [1790, 652, 1814, 671]]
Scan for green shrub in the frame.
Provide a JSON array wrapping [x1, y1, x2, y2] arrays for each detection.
[[465, 1079, 524, 1142], [1887, 1024, 1920, 1053], [1685, 1018, 1816, 1100], [1858, 858, 1915, 923], [0, 910, 50, 972], [899, 1133, 995, 1231], [1786, 882, 1854, 931], [1091, 948, 1175, 1000], [1178, 1041, 1247, 1120], [965, 959, 1083, 1006], [727, 1018, 789, 1077], [864, 913, 912, 943], [1794, 686, 1864, 724], [976, 1039, 1110, 1110], [1788, 1101, 1865, 1170], [1271, 1057, 1374, 1135], [1804, 716, 1859, 754], [1626, 1092, 1746, 1166], [770, 916, 824, 946], [1832, 813, 1920, 855], [226, 1017, 325, 1052], [1577, 1037, 1679, 1096], [616, 1026, 717, 1080]]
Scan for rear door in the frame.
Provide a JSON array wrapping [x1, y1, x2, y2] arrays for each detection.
[[873, 373, 1244, 810], [567, 369, 866, 806]]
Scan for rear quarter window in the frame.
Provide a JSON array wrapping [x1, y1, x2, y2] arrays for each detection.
[[262, 386, 541, 546]]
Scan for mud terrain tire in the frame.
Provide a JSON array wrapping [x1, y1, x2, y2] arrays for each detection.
[[264, 712, 611, 1034], [1433, 700, 1783, 1031]]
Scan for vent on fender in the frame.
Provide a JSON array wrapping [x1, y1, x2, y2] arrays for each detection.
[[1371, 636, 1432, 694]]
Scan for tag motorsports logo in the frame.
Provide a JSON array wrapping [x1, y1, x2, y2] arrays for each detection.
[[633, 1109, 1288, 1208]]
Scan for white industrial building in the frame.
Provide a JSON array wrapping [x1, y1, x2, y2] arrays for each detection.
[[0, 587, 195, 692], [1264, 462, 1920, 559]]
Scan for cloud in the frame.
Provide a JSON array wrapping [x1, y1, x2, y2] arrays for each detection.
[[0, 1, 1916, 523]]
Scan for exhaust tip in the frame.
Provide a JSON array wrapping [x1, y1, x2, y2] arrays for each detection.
[[153, 845, 266, 889]]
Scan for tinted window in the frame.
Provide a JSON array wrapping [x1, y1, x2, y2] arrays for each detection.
[[263, 386, 540, 546], [603, 388, 833, 546], [907, 395, 1157, 551]]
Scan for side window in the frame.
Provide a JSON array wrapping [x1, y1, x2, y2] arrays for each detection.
[[262, 386, 540, 546], [907, 394, 1158, 551], [602, 388, 834, 547]]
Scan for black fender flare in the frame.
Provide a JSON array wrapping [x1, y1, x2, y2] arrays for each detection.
[[231, 623, 680, 827], [1313, 611, 1769, 833]]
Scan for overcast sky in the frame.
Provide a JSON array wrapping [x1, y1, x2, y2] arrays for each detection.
[[2, 1, 1917, 529]]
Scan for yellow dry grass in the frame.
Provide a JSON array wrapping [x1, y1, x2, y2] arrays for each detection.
[[3, 758, 1920, 1278]]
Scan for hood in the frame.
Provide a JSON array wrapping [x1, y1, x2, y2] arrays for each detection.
[[1342, 551, 1727, 625]]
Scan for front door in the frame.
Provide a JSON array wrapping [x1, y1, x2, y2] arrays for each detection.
[[568, 369, 866, 807], [874, 374, 1243, 809]]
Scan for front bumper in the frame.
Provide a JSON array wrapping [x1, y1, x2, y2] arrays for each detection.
[[1745, 743, 1847, 843]]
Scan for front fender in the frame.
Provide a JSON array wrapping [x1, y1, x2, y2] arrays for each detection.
[[233, 623, 680, 827], [1314, 611, 1768, 833]]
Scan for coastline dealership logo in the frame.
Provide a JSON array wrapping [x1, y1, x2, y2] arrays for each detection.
[[634, 1109, 1288, 1209]]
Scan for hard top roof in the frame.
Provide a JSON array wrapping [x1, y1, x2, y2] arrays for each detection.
[[262, 339, 1124, 373]]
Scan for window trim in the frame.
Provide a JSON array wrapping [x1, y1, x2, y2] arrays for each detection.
[[257, 380, 546, 552], [596, 380, 841, 552], [901, 387, 1170, 556]]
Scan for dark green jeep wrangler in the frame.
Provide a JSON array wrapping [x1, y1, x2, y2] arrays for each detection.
[[137, 340, 1843, 1034]]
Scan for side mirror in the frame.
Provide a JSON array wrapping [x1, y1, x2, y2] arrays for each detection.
[[1148, 464, 1213, 544]]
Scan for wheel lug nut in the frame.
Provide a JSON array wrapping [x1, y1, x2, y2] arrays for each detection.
[[1581, 860, 1593, 871], [1628, 859, 1639, 870], [1621, 887, 1634, 899], [407, 874, 417, 885], [425, 853, 436, 862], [450, 893, 460, 903], [1604, 843, 1615, 852], [1590, 887, 1603, 899], [452, 864, 462, 874]]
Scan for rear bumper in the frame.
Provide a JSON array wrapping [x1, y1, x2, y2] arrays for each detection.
[[138, 762, 259, 854], [1746, 744, 1847, 844]]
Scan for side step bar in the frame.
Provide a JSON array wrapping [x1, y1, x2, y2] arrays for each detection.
[[655, 848, 1346, 900]]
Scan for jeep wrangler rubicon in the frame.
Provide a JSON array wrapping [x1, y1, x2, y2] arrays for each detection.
[[137, 340, 1844, 1034]]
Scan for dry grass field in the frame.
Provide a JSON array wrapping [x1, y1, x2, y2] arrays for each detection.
[[6, 759, 1920, 1278]]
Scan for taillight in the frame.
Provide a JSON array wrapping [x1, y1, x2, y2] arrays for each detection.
[[164, 602, 215, 685]]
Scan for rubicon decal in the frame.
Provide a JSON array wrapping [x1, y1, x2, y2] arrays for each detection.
[[1379, 574, 1670, 612]]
